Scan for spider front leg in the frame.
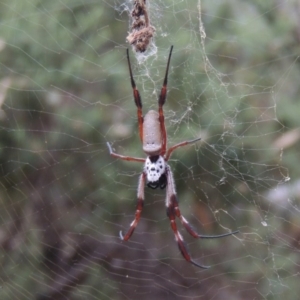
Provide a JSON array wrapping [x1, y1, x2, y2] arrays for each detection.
[[165, 166, 209, 269], [165, 166, 238, 268], [170, 193, 239, 239], [166, 201, 210, 269], [165, 165, 238, 240], [120, 172, 146, 241]]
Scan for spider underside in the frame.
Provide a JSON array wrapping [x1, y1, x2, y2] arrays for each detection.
[[107, 46, 238, 268]]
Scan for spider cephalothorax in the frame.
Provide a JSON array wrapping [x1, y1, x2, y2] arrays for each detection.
[[107, 46, 238, 268], [144, 155, 166, 189]]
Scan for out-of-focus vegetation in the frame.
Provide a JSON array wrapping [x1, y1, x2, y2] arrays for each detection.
[[0, 1, 300, 299]]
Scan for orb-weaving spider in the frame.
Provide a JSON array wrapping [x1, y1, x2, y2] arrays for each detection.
[[107, 46, 238, 268]]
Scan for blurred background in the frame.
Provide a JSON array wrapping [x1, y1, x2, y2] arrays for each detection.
[[0, 0, 300, 299]]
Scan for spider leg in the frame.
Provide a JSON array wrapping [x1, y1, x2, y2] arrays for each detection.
[[107, 142, 145, 163], [120, 172, 146, 241], [166, 165, 238, 268], [158, 46, 173, 156], [167, 202, 210, 269], [165, 165, 238, 239], [127, 49, 144, 142], [165, 165, 209, 269], [165, 137, 202, 161], [170, 194, 239, 239]]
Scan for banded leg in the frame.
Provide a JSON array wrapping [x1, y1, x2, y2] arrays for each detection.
[[127, 48, 144, 142], [107, 142, 145, 163], [120, 172, 146, 241], [166, 166, 238, 268], [170, 195, 239, 239], [165, 137, 202, 161], [158, 46, 173, 156], [165, 166, 209, 269], [166, 199, 209, 269]]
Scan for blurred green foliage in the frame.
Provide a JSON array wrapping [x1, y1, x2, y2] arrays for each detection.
[[0, 0, 300, 299]]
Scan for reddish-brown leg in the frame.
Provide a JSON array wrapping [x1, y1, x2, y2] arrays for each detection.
[[127, 49, 144, 142], [170, 194, 239, 239], [167, 200, 209, 269], [107, 142, 145, 163], [120, 172, 146, 241], [158, 105, 167, 156], [158, 46, 173, 156], [165, 137, 202, 161], [165, 166, 238, 268], [165, 166, 209, 269]]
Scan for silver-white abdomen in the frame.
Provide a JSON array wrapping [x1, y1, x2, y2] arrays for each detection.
[[142, 110, 162, 156]]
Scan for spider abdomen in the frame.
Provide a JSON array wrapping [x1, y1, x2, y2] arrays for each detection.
[[143, 110, 162, 156]]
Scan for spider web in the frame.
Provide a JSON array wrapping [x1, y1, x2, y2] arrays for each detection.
[[0, 0, 299, 299]]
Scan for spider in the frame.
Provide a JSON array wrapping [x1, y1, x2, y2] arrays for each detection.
[[107, 46, 238, 268]]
